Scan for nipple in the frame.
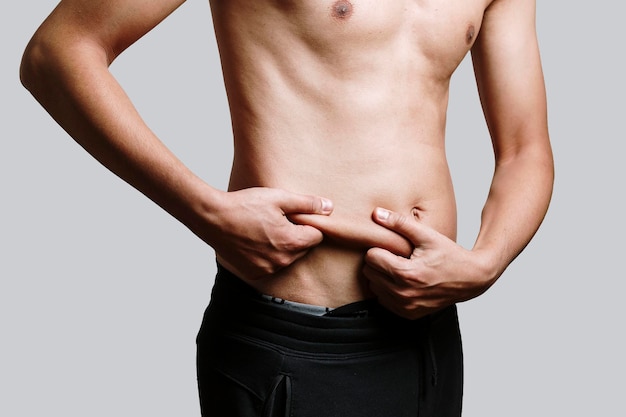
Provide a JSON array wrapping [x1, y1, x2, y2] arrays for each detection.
[[332, 0, 353, 20], [466, 24, 476, 44]]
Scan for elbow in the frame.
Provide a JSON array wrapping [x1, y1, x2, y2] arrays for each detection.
[[20, 33, 57, 98], [20, 30, 109, 99], [20, 40, 40, 94]]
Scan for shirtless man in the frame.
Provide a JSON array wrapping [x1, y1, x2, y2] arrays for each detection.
[[21, 0, 553, 415]]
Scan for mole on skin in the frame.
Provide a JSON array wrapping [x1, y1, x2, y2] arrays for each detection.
[[332, 0, 353, 19], [466, 24, 476, 44]]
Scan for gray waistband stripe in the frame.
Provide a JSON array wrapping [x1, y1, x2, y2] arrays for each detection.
[[259, 294, 333, 316]]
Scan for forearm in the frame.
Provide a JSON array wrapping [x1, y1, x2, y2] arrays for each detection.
[[20, 33, 224, 241], [472, 142, 554, 281]]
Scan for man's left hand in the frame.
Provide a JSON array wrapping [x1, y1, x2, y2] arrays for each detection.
[[364, 208, 496, 320]]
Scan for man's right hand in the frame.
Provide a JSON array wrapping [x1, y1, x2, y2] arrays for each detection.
[[203, 187, 333, 280]]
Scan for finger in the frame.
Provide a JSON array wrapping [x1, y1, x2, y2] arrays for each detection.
[[364, 264, 433, 320], [364, 247, 397, 277], [289, 213, 413, 257], [365, 247, 418, 283], [363, 262, 396, 287], [365, 278, 411, 319], [372, 207, 433, 246], [280, 191, 334, 215]]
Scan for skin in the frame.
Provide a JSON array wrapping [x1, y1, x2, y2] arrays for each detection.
[[21, 0, 553, 319]]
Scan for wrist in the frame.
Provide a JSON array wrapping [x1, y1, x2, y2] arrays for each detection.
[[168, 177, 228, 247], [468, 247, 506, 287]]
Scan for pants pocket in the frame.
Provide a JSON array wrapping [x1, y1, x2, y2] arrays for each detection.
[[197, 333, 287, 416]]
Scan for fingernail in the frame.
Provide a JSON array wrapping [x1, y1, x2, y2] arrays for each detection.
[[376, 207, 390, 220], [321, 198, 333, 213]]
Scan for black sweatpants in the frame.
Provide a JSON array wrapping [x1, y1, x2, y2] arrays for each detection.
[[196, 265, 463, 417]]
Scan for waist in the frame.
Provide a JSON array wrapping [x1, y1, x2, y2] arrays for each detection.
[[223, 135, 457, 304], [217, 244, 373, 307], [217, 196, 456, 307], [203, 264, 433, 353]]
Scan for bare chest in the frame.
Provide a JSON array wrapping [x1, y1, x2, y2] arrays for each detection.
[[213, 0, 493, 73]]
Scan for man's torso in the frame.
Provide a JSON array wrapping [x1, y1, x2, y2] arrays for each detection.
[[209, 0, 493, 306]]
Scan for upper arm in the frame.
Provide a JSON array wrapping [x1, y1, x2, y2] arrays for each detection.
[[471, 0, 549, 161], [24, 0, 187, 65]]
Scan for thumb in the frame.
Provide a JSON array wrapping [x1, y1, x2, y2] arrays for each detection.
[[280, 191, 334, 215], [372, 207, 430, 246], [292, 223, 325, 249]]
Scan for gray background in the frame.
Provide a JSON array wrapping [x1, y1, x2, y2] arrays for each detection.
[[2, 1, 624, 416]]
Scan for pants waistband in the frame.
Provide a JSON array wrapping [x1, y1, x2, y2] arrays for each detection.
[[204, 264, 434, 353]]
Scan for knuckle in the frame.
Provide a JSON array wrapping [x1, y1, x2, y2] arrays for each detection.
[[277, 236, 304, 253], [394, 264, 419, 282], [395, 286, 415, 301], [393, 213, 409, 229], [257, 260, 283, 275], [254, 260, 276, 276], [274, 254, 293, 269], [405, 268, 422, 282]]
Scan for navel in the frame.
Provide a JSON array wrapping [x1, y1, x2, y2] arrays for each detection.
[[466, 24, 476, 44], [331, 0, 353, 20]]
